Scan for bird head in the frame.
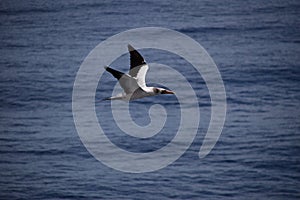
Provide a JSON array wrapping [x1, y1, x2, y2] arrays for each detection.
[[153, 87, 175, 95]]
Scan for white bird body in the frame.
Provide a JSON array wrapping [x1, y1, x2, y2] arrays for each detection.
[[104, 44, 174, 101]]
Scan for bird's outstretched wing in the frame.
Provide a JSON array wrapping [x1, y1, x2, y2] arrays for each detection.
[[128, 44, 149, 87], [104, 66, 140, 94]]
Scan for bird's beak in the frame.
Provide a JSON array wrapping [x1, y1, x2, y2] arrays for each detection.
[[162, 90, 175, 94]]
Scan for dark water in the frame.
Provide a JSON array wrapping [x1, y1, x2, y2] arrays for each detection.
[[1, 0, 300, 199]]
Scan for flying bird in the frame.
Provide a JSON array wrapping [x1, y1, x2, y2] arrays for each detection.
[[103, 44, 175, 101]]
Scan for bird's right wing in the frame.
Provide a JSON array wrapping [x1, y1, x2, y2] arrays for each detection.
[[128, 44, 149, 87], [105, 66, 141, 94]]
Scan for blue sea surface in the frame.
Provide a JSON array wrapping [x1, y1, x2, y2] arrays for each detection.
[[1, 0, 300, 199]]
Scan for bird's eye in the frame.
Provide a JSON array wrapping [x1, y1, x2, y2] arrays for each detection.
[[154, 88, 159, 93]]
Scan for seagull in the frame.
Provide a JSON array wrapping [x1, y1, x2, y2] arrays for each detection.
[[103, 44, 175, 101]]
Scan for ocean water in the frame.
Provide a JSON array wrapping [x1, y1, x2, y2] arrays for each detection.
[[1, 0, 300, 199]]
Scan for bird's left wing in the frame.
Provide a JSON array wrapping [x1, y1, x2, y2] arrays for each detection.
[[105, 66, 141, 94]]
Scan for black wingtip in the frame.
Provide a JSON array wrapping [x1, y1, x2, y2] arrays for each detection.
[[104, 66, 124, 80], [128, 44, 135, 52]]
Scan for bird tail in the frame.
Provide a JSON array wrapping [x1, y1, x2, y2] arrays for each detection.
[[100, 97, 112, 102], [100, 95, 124, 102]]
